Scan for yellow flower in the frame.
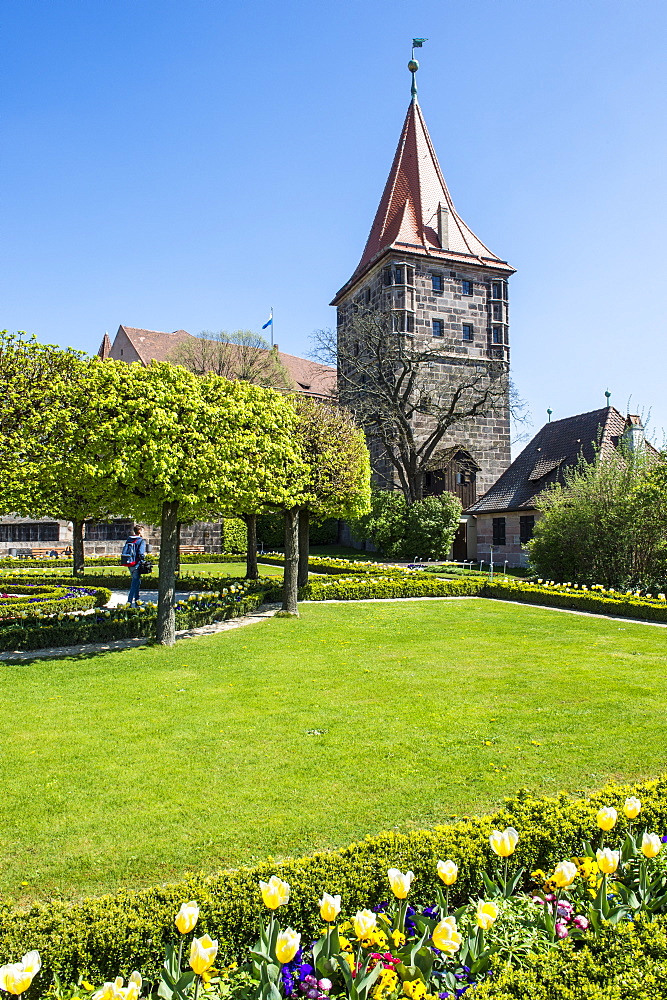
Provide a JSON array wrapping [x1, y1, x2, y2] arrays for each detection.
[[476, 900, 499, 930], [387, 868, 415, 899], [175, 901, 199, 935], [641, 833, 662, 859], [596, 807, 617, 832], [402, 982, 427, 1000], [352, 909, 377, 938], [319, 892, 341, 923], [624, 797, 641, 820], [259, 875, 290, 910], [432, 916, 462, 955], [189, 935, 219, 976], [275, 929, 301, 965], [0, 952, 41, 996], [552, 861, 578, 888], [596, 848, 620, 874], [436, 860, 458, 886], [124, 973, 142, 1000], [338, 935, 353, 953], [391, 929, 406, 947], [489, 827, 519, 858]]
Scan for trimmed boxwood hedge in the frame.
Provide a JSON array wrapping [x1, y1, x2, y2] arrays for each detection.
[[484, 580, 667, 625], [0, 583, 111, 620], [259, 554, 409, 576], [2, 775, 667, 994], [301, 576, 484, 600]]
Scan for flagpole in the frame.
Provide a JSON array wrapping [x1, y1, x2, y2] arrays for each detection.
[[271, 306, 274, 348]]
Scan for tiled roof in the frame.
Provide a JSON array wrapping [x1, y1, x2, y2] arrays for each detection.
[[333, 98, 513, 303], [104, 327, 336, 399], [465, 406, 630, 514]]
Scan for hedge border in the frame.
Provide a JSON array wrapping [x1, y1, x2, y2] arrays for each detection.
[[2, 774, 667, 994]]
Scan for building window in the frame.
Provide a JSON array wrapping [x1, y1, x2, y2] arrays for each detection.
[[462, 323, 474, 341], [365, 287, 371, 304], [492, 517, 506, 546], [492, 327, 503, 344], [504, 328, 510, 345], [394, 266, 404, 285], [406, 312, 414, 333], [0, 522, 60, 543], [431, 273, 443, 292], [520, 515, 535, 543], [393, 312, 415, 333], [432, 319, 444, 337], [85, 519, 133, 541], [383, 267, 393, 286], [492, 302, 503, 321], [462, 279, 473, 295], [491, 281, 503, 299]]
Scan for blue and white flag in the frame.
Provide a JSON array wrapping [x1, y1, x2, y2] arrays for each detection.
[[262, 308, 273, 330]]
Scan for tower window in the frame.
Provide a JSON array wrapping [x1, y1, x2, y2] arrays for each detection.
[[432, 319, 444, 337], [504, 328, 510, 345], [394, 266, 404, 285], [491, 281, 503, 299], [462, 280, 473, 295], [492, 327, 503, 344], [431, 273, 443, 292], [383, 267, 393, 286], [365, 287, 371, 304], [492, 303, 503, 321], [520, 515, 535, 543], [393, 312, 415, 333], [492, 517, 506, 546], [462, 323, 474, 341]]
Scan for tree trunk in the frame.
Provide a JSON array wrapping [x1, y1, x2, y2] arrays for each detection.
[[245, 513, 259, 580], [72, 519, 85, 577], [282, 506, 300, 616], [298, 507, 310, 589], [157, 499, 179, 646], [176, 521, 181, 575]]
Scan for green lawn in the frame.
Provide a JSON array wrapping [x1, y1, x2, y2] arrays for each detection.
[[2, 598, 666, 905], [76, 562, 284, 580]]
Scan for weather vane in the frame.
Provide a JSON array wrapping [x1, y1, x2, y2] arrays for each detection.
[[409, 38, 428, 98]]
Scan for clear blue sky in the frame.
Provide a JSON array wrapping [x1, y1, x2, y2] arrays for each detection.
[[2, 0, 666, 448]]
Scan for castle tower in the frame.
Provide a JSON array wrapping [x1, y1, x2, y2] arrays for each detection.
[[331, 57, 514, 504]]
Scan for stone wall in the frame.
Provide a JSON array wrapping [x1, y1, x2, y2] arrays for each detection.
[[337, 253, 512, 499], [474, 509, 541, 568]]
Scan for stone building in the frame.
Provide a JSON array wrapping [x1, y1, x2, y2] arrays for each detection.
[[331, 67, 515, 533], [465, 406, 656, 568]]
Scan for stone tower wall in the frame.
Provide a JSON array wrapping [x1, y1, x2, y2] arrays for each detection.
[[337, 253, 512, 498]]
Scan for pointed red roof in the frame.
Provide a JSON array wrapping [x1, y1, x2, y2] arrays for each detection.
[[347, 98, 513, 285]]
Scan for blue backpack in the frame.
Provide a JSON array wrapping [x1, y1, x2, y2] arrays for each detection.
[[120, 538, 140, 566]]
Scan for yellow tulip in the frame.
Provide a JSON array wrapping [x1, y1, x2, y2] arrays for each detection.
[[596, 848, 619, 874], [387, 868, 415, 899], [476, 900, 499, 930], [431, 916, 462, 955], [352, 909, 377, 938], [259, 875, 290, 910], [436, 860, 458, 886], [275, 929, 301, 965], [189, 934, 218, 975], [0, 952, 41, 996], [489, 827, 519, 858], [596, 807, 617, 832], [641, 833, 662, 859], [319, 892, 341, 922], [125, 973, 142, 1000], [552, 861, 578, 888], [92, 981, 123, 1000], [175, 901, 199, 935], [624, 797, 641, 820]]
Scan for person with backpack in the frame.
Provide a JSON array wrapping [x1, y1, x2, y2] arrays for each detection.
[[121, 525, 147, 606]]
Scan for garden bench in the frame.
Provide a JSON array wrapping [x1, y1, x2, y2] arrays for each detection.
[[179, 545, 206, 555], [30, 546, 69, 558]]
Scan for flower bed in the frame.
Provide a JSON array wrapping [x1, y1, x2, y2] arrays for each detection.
[[3, 775, 667, 996], [483, 580, 667, 625], [0, 582, 272, 652], [0, 583, 110, 620], [259, 555, 410, 577], [301, 577, 484, 601]]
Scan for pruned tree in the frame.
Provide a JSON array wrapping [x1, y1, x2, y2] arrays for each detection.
[[168, 329, 293, 390], [312, 310, 517, 504]]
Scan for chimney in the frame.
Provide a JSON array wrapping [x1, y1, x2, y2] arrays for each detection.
[[437, 204, 449, 250], [623, 415, 645, 455]]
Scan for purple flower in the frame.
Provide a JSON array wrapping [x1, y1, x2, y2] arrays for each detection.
[[318, 980, 332, 993], [423, 906, 438, 918], [557, 901, 573, 919], [281, 966, 295, 996]]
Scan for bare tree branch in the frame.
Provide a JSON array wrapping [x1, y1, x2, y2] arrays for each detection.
[[168, 330, 293, 390]]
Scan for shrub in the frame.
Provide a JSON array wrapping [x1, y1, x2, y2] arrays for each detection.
[[221, 519, 247, 554], [349, 489, 462, 560], [301, 575, 484, 601], [258, 554, 407, 577], [3, 775, 667, 993], [0, 583, 110, 619], [482, 580, 667, 624], [0, 583, 271, 652]]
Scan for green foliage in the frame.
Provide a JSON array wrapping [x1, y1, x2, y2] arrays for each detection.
[[483, 580, 667, 624], [301, 576, 485, 600], [0, 584, 270, 651], [350, 489, 461, 560], [529, 447, 667, 590], [4, 775, 667, 993], [221, 519, 247, 554], [255, 514, 339, 548], [0, 583, 109, 619], [257, 554, 407, 576], [473, 916, 667, 999]]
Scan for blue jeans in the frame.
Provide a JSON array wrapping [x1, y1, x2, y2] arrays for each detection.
[[127, 566, 142, 605]]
